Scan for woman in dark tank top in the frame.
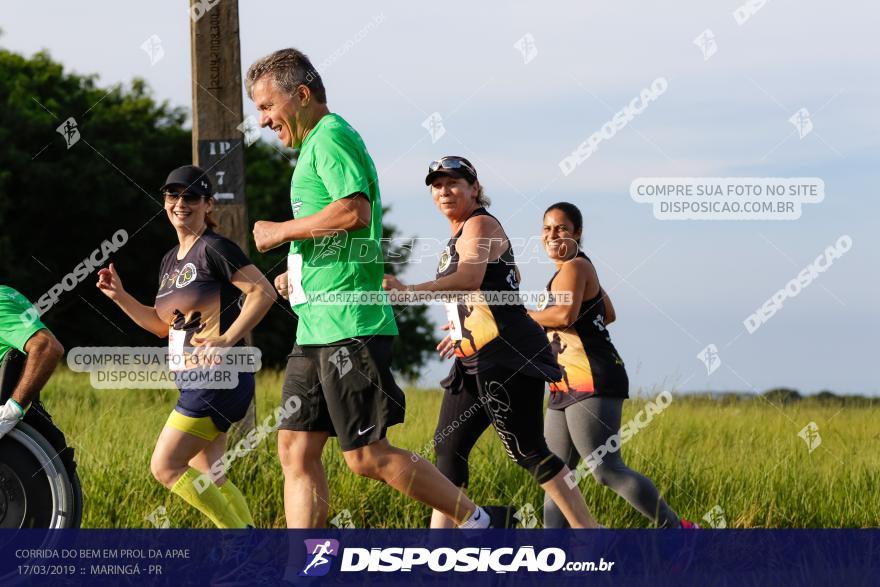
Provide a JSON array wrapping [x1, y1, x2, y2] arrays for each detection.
[[528, 202, 698, 529], [383, 156, 601, 529]]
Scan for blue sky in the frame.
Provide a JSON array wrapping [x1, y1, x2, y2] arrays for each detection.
[[3, 1, 877, 394]]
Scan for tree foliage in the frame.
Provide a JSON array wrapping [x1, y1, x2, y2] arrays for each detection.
[[0, 47, 435, 379]]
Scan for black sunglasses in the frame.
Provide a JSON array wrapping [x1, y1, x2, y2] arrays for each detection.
[[428, 157, 477, 178], [163, 191, 207, 205]]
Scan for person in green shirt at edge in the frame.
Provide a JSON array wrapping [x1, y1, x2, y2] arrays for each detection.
[[0, 286, 65, 440], [248, 48, 514, 529]]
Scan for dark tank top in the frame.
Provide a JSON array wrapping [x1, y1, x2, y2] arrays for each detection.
[[436, 208, 561, 389], [541, 251, 629, 409]]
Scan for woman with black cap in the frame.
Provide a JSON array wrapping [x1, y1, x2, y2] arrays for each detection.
[[96, 165, 275, 528], [383, 156, 600, 529]]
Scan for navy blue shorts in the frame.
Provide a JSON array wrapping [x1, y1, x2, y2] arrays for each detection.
[[174, 372, 255, 433]]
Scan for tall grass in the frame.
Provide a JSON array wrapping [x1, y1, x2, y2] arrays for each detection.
[[41, 369, 877, 528]]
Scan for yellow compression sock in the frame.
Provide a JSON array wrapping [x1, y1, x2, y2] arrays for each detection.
[[218, 480, 255, 527], [170, 468, 246, 529]]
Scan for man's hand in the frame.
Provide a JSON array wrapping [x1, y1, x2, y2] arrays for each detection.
[[253, 221, 287, 253], [274, 272, 289, 300], [0, 400, 25, 441]]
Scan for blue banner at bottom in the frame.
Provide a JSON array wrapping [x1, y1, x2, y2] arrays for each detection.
[[1, 529, 877, 586]]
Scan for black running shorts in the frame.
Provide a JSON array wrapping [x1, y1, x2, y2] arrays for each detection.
[[279, 336, 406, 451]]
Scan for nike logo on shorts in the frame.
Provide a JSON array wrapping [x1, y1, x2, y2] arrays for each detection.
[[358, 425, 376, 436]]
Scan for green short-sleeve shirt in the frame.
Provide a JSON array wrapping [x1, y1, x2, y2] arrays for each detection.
[[0, 286, 47, 362], [288, 113, 397, 344]]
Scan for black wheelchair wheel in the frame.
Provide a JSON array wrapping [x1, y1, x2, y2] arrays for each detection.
[[0, 421, 82, 529]]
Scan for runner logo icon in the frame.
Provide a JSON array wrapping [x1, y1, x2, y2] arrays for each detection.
[[300, 539, 340, 577]]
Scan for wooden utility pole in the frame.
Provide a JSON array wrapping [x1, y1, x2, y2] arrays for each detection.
[[189, 0, 255, 439]]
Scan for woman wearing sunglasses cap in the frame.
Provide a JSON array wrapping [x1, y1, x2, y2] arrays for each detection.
[[96, 165, 275, 528], [383, 156, 601, 528], [529, 201, 699, 529]]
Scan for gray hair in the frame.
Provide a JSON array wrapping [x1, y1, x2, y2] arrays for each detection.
[[245, 48, 327, 104]]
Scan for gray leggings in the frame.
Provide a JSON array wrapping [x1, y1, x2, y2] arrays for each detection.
[[543, 397, 680, 528]]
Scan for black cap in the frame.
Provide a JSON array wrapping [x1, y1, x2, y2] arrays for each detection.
[[425, 156, 478, 186], [160, 165, 213, 198]]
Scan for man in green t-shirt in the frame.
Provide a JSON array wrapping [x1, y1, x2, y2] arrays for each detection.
[[247, 48, 512, 530], [0, 285, 65, 440]]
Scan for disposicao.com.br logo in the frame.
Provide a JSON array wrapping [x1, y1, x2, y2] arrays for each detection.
[[300, 539, 615, 575]]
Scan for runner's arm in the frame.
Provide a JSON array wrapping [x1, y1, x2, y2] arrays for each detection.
[[8, 329, 64, 409], [197, 265, 274, 346], [392, 215, 502, 293], [253, 194, 370, 252], [602, 289, 616, 324], [96, 263, 169, 337], [111, 292, 169, 337], [528, 258, 591, 328]]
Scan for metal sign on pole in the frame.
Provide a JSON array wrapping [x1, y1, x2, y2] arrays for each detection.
[[189, 0, 256, 439]]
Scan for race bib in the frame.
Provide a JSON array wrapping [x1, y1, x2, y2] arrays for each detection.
[[168, 328, 186, 371], [444, 302, 463, 341], [287, 253, 307, 305]]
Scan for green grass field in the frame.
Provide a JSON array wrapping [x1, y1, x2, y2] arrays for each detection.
[[41, 368, 878, 529]]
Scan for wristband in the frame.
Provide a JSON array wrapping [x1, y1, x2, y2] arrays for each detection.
[[7, 398, 26, 419]]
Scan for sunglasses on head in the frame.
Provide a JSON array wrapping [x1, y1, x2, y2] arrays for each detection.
[[163, 190, 206, 205], [428, 157, 477, 177]]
